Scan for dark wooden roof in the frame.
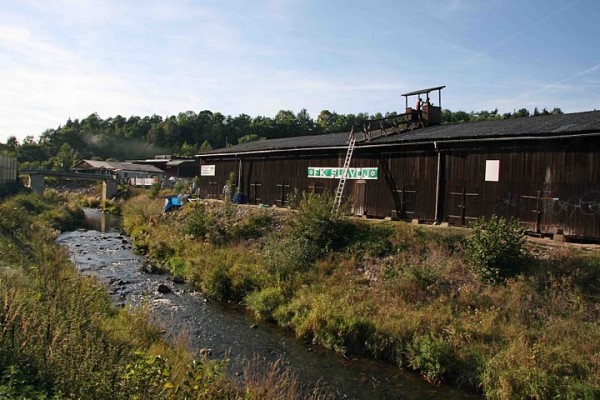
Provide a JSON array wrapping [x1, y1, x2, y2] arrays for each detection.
[[197, 111, 600, 158], [198, 132, 350, 157], [401, 86, 446, 97], [370, 110, 600, 146]]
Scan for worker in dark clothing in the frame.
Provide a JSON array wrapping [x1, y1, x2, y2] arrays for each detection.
[[416, 97, 423, 124]]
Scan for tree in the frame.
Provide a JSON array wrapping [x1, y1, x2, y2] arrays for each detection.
[[317, 110, 337, 133], [52, 143, 81, 171], [296, 108, 315, 133], [19, 136, 46, 163], [229, 114, 253, 144], [5, 136, 19, 150], [514, 108, 530, 118], [179, 142, 196, 157], [238, 134, 264, 144], [199, 140, 213, 152], [273, 110, 299, 138]]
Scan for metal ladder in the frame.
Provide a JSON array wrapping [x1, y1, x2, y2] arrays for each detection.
[[332, 128, 356, 213]]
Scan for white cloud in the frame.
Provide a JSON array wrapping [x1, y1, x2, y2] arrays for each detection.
[[0, 23, 165, 140]]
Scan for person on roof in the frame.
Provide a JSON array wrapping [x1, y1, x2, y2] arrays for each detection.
[[416, 97, 423, 123]]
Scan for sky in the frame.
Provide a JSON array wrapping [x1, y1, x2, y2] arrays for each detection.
[[1, 0, 599, 143]]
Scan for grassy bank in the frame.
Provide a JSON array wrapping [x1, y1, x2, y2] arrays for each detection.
[[0, 190, 329, 399], [122, 192, 600, 399]]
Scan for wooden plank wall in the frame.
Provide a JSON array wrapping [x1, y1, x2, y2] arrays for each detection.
[[443, 140, 600, 239], [354, 151, 438, 220], [198, 137, 600, 239]]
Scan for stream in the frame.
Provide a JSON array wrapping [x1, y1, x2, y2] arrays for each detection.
[[56, 208, 479, 400]]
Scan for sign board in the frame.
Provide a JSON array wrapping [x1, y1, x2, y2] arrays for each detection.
[[308, 167, 378, 180], [485, 160, 500, 182], [130, 177, 156, 186], [201, 165, 216, 176]]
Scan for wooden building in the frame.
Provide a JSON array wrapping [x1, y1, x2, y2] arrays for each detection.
[[130, 156, 198, 178], [197, 110, 600, 241], [72, 160, 166, 185]]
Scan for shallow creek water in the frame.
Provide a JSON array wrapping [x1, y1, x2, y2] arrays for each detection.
[[56, 208, 479, 400]]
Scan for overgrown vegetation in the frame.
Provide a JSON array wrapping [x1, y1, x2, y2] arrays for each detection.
[[121, 192, 600, 398], [0, 191, 332, 399], [465, 215, 528, 284]]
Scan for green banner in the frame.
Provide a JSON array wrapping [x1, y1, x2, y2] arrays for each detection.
[[307, 167, 378, 179]]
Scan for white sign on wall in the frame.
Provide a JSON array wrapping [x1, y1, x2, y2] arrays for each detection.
[[485, 160, 500, 182], [201, 165, 216, 176]]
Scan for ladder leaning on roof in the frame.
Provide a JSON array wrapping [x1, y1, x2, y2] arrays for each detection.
[[332, 127, 356, 213]]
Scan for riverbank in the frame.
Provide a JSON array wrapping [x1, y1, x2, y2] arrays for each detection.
[[0, 191, 328, 399], [122, 192, 600, 399]]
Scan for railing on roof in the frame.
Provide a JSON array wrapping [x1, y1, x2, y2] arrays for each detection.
[[353, 86, 445, 142]]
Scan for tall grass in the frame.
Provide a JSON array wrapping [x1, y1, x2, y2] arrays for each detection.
[[122, 193, 600, 398], [1, 191, 330, 399]]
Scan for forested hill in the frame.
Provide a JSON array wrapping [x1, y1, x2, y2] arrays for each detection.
[[1, 106, 563, 171]]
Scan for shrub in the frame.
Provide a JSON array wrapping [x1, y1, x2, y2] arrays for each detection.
[[465, 215, 528, 284], [264, 192, 351, 281], [189, 247, 263, 301], [229, 212, 273, 241], [149, 183, 161, 199], [481, 333, 600, 399], [407, 334, 455, 383], [183, 203, 212, 238], [200, 262, 231, 300], [0, 365, 52, 399], [291, 191, 349, 252], [345, 221, 394, 257], [246, 286, 286, 321], [168, 256, 188, 278], [81, 196, 101, 208]]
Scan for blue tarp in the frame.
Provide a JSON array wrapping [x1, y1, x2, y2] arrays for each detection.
[[163, 194, 189, 212]]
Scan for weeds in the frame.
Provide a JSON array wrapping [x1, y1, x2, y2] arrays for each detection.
[[1, 192, 334, 399], [465, 215, 529, 284], [121, 193, 600, 398]]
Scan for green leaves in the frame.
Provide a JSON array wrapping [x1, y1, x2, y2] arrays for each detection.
[[465, 215, 528, 284]]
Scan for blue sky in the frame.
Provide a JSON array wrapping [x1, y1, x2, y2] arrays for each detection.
[[1, 0, 599, 142]]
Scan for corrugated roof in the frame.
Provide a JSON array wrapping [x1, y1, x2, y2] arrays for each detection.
[[198, 132, 350, 156], [166, 159, 196, 166], [368, 110, 600, 145], [401, 86, 446, 97], [196, 110, 600, 158], [77, 160, 165, 174]]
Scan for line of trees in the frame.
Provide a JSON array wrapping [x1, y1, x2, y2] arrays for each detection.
[[0, 106, 563, 171]]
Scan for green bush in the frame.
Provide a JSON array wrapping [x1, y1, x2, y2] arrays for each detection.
[[264, 192, 351, 281], [149, 183, 161, 199], [200, 262, 232, 300], [407, 334, 454, 383], [246, 286, 286, 321], [168, 256, 188, 278], [183, 203, 212, 238], [191, 248, 264, 302], [0, 365, 55, 399], [481, 334, 600, 400], [345, 222, 394, 257], [230, 212, 273, 241], [291, 191, 350, 252], [465, 215, 528, 284]]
